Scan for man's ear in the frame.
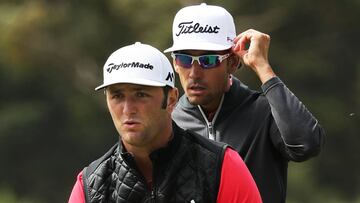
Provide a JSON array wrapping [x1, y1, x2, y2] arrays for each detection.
[[167, 87, 179, 111]]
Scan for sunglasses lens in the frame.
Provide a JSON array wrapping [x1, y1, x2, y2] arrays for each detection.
[[199, 55, 219, 68], [173, 53, 224, 69], [175, 54, 193, 68]]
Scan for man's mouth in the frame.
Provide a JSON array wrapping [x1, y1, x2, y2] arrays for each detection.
[[188, 84, 206, 95], [123, 120, 141, 128]]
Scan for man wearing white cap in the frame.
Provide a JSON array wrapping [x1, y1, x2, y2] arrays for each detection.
[[68, 42, 262, 202], [165, 3, 325, 203]]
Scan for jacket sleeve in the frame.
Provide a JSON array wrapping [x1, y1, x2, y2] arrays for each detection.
[[68, 171, 85, 203], [217, 148, 262, 203], [262, 77, 325, 162]]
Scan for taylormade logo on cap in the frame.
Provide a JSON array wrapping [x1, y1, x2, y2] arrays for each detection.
[[164, 3, 236, 53], [107, 62, 154, 73], [95, 42, 175, 90]]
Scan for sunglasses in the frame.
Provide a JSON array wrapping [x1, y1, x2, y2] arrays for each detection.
[[171, 52, 231, 69]]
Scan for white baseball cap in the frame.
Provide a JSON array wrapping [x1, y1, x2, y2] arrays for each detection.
[[95, 42, 175, 90], [164, 3, 236, 53]]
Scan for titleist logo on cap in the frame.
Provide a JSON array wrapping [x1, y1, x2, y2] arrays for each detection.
[[176, 21, 220, 36], [107, 62, 154, 73]]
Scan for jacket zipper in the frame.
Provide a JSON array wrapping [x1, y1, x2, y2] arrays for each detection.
[[208, 122, 214, 140], [197, 95, 224, 141]]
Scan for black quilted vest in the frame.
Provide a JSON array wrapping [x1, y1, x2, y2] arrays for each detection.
[[82, 123, 228, 203]]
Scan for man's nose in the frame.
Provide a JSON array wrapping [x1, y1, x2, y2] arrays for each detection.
[[189, 60, 203, 79], [123, 97, 137, 115]]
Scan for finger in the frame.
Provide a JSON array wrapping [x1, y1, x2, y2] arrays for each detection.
[[231, 44, 238, 52], [237, 50, 248, 58], [232, 37, 240, 52], [233, 34, 241, 44], [233, 29, 256, 53], [232, 35, 250, 54], [233, 32, 245, 44], [231, 36, 241, 52], [238, 34, 252, 51]]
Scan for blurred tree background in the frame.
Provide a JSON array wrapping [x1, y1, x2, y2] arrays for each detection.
[[0, 0, 358, 202]]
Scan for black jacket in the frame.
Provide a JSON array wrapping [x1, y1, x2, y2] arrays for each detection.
[[82, 122, 228, 203], [172, 76, 325, 203]]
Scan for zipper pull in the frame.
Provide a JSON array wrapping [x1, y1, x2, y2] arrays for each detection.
[[208, 122, 215, 140], [151, 189, 156, 201]]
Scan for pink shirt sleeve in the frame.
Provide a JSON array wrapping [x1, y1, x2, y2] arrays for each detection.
[[68, 171, 85, 203], [217, 148, 262, 203]]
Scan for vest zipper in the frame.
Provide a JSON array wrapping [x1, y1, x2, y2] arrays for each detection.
[[133, 164, 155, 202], [150, 189, 156, 202], [150, 161, 157, 202]]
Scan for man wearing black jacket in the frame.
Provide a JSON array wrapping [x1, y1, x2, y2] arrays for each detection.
[[165, 3, 325, 203]]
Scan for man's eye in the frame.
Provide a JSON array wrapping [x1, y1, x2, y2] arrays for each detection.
[[111, 94, 122, 99], [136, 92, 149, 97]]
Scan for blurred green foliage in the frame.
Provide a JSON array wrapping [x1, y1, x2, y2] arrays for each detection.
[[0, 0, 359, 202]]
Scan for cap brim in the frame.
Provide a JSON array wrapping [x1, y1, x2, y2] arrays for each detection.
[[164, 42, 232, 53], [95, 78, 166, 91]]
